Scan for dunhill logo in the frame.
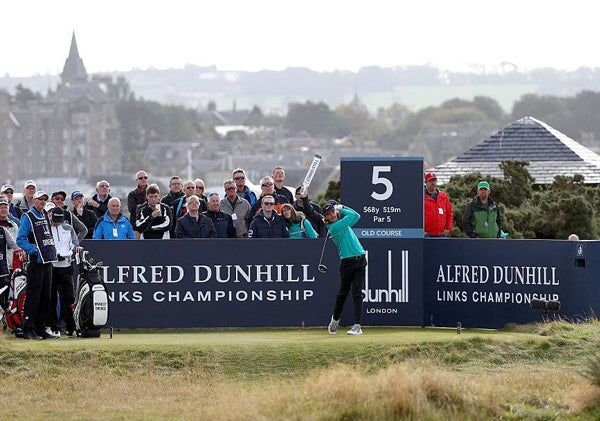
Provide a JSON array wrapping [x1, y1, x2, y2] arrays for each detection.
[[363, 250, 409, 303]]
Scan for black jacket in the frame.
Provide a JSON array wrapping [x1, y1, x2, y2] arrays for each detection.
[[175, 214, 216, 238], [203, 210, 236, 238], [127, 188, 147, 231], [71, 207, 98, 240], [85, 194, 112, 219], [248, 210, 289, 238], [293, 197, 326, 237], [135, 202, 172, 239]]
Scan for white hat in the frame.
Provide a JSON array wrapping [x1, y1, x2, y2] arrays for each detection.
[[1, 184, 13, 193], [33, 191, 49, 200], [44, 202, 56, 212], [24, 180, 37, 189]]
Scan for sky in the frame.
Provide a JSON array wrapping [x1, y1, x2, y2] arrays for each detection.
[[1, 0, 597, 77]]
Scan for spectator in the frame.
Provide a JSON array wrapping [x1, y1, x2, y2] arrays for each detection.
[[568, 233, 580, 241], [203, 192, 236, 238], [47, 207, 77, 338], [248, 195, 289, 238], [51, 191, 87, 242], [322, 201, 367, 336], [462, 181, 503, 239], [293, 187, 326, 237], [93, 198, 135, 240], [0, 197, 21, 270], [281, 204, 317, 239], [0, 197, 21, 314], [70, 190, 98, 240], [233, 168, 257, 206], [135, 184, 172, 239], [1, 184, 21, 221], [86, 180, 112, 219], [423, 172, 453, 237], [175, 195, 216, 239], [174, 180, 206, 220], [194, 179, 208, 202], [16, 191, 59, 340], [246, 176, 289, 226], [220, 179, 250, 238], [127, 170, 149, 239], [161, 176, 184, 208], [15, 180, 37, 215], [272, 165, 294, 203]]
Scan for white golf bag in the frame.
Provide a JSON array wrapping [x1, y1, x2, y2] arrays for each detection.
[[72, 248, 109, 337]]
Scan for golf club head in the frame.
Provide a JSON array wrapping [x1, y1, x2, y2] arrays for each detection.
[[318, 264, 328, 274]]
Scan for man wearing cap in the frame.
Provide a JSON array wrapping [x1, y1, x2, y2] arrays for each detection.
[[86, 180, 112, 219], [15, 180, 37, 216], [47, 207, 78, 337], [424, 172, 453, 237], [1, 184, 22, 221], [70, 191, 97, 240], [16, 191, 59, 340], [51, 191, 87, 242], [462, 181, 503, 239], [322, 200, 367, 336]]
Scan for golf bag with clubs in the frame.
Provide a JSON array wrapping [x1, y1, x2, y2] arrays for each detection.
[[2, 250, 28, 337], [72, 248, 109, 338]]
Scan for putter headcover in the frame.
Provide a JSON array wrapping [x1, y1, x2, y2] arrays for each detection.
[[322, 200, 339, 215]]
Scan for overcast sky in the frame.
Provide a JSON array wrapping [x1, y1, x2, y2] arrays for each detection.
[[1, 0, 596, 77]]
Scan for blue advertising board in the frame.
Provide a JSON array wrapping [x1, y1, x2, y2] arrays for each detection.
[[340, 157, 423, 238], [422, 239, 599, 328], [81, 238, 424, 328]]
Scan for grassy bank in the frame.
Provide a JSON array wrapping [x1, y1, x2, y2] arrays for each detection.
[[1, 322, 600, 420]]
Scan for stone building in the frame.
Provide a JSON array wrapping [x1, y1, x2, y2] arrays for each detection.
[[0, 32, 129, 184]]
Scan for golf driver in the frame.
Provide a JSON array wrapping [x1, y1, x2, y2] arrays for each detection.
[[317, 232, 330, 274]]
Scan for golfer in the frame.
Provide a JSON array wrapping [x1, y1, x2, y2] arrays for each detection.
[[322, 200, 367, 335]]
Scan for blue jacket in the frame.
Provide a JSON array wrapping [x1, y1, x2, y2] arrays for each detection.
[[93, 212, 135, 240], [326, 206, 365, 259], [248, 210, 289, 238], [17, 208, 54, 263], [237, 185, 257, 206]]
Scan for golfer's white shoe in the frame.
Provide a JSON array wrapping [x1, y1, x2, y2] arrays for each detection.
[[347, 324, 363, 335], [328, 317, 339, 335]]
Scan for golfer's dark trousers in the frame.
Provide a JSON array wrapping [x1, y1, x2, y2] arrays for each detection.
[[47, 265, 76, 332], [24, 259, 53, 334], [333, 254, 367, 324]]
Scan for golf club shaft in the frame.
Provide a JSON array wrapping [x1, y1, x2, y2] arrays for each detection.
[[318, 232, 330, 265]]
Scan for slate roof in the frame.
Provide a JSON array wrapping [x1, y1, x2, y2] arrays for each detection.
[[432, 116, 600, 185]]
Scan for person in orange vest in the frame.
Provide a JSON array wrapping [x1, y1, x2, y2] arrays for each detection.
[[424, 172, 453, 237]]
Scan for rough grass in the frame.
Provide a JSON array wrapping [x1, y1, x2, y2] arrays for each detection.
[[1, 321, 600, 420]]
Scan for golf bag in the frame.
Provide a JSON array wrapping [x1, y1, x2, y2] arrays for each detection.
[[3, 250, 28, 337], [72, 248, 109, 338]]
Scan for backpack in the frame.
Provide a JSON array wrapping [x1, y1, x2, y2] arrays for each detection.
[[72, 249, 109, 337]]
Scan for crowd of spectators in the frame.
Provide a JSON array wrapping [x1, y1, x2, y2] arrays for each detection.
[[0, 165, 324, 243]]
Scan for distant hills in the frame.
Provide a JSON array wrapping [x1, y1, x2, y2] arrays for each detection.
[[3, 64, 600, 113]]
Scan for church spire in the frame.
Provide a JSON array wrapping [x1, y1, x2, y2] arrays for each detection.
[[61, 31, 87, 83]]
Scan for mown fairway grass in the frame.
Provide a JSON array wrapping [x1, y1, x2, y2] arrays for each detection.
[[1, 323, 600, 420]]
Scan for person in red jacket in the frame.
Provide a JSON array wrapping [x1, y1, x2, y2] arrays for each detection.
[[424, 172, 453, 237]]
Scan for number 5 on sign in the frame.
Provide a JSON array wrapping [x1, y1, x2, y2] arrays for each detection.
[[371, 166, 393, 201]]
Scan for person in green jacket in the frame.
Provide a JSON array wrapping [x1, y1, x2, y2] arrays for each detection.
[[322, 200, 367, 336], [462, 181, 503, 238]]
